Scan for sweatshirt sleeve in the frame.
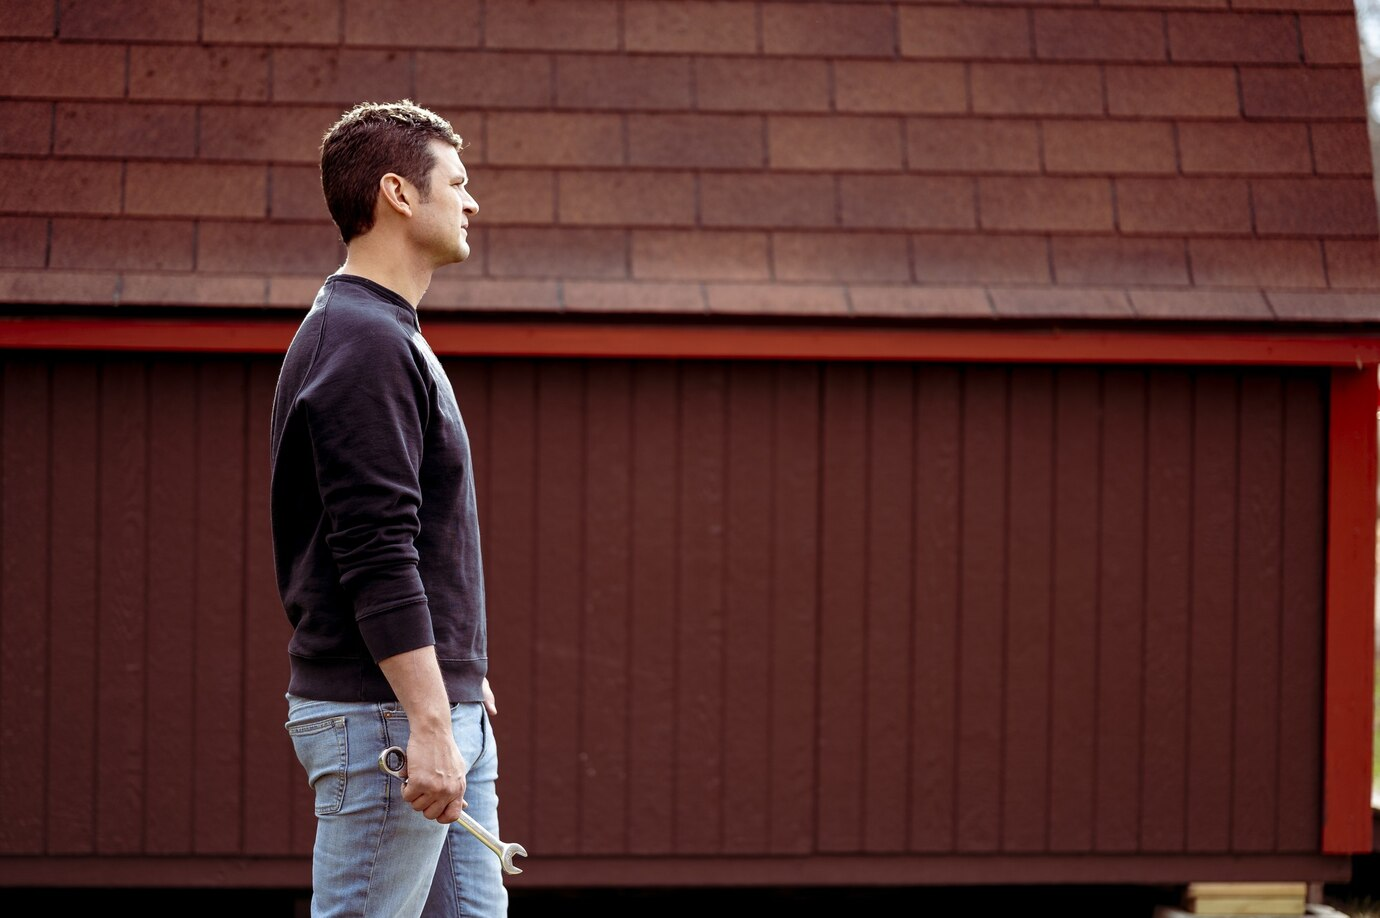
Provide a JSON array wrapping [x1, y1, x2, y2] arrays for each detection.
[[302, 322, 435, 662]]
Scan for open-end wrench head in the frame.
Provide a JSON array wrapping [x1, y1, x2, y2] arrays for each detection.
[[501, 843, 527, 875]]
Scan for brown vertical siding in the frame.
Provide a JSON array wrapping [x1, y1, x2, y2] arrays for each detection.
[[243, 361, 295, 855], [1188, 373, 1238, 853], [0, 353, 1334, 867], [579, 362, 631, 856], [1051, 368, 1100, 852], [1096, 369, 1147, 853], [1278, 377, 1327, 852], [910, 367, 962, 853], [96, 360, 147, 855], [1141, 370, 1194, 852], [533, 362, 582, 854], [724, 362, 771, 854], [767, 363, 820, 856], [1234, 376, 1284, 852], [625, 362, 677, 855], [49, 362, 97, 853], [194, 363, 246, 855], [1004, 367, 1054, 853], [957, 366, 1006, 854], [864, 365, 915, 854], [675, 361, 727, 855], [483, 360, 538, 849], [146, 362, 200, 854], [1, 360, 49, 854], [818, 363, 867, 853]]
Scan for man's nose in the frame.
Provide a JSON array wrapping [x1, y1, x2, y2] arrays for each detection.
[[465, 194, 479, 216]]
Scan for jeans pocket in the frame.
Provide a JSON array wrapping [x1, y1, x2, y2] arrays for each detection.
[[286, 715, 349, 816]]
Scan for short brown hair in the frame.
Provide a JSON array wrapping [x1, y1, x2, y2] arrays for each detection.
[[319, 100, 464, 244]]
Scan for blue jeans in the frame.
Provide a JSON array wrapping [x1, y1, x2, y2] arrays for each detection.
[[285, 693, 508, 918]]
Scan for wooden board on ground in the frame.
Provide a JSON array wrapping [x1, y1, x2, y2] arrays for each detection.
[[1182, 882, 1307, 916]]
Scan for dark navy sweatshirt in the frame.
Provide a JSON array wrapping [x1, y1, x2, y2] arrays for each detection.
[[269, 274, 487, 703]]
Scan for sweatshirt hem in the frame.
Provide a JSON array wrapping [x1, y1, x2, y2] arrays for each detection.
[[288, 655, 488, 704]]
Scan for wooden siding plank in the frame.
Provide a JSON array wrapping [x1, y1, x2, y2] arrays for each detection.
[[769, 362, 820, 855], [0, 360, 49, 853], [627, 361, 677, 854], [1233, 375, 1285, 852], [1049, 367, 1100, 853], [1277, 374, 1326, 852], [1187, 371, 1239, 853], [675, 361, 727, 854], [485, 360, 538, 845], [862, 364, 915, 853], [96, 358, 148, 854], [1094, 369, 1147, 853], [48, 361, 99, 853], [817, 363, 868, 853], [145, 360, 197, 853], [723, 362, 773, 854], [444, 357, 514, 847], [910, 366, 961, 853], [1002, 366, 1054, 853], [579, 361, 632, 855], [243, 358, 294, 856], [533, 361, 583, 853], [193, 361, 247, 854], [956, 366, 1006, 853], [1140, 370, 1194, 853]]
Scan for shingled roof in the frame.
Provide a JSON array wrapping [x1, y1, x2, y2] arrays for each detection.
[[2, 0, 1378, 325]]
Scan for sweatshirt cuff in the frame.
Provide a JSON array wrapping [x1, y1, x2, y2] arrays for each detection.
[[357, 600, 435, 663]]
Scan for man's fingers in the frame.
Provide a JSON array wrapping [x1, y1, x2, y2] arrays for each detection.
[[399, 781, 467, 822], [439, 799, 464, 824], [482, 678, 497, 717]]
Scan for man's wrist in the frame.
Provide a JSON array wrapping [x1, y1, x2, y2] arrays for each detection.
[[408, 713, 453, 738]]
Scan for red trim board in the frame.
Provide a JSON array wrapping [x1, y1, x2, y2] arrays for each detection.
[[0, 317, 1379, 365], [1323, 365, 1378, 853]]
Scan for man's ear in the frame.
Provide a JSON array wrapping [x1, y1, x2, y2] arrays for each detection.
[[378, 172, 413, 218]]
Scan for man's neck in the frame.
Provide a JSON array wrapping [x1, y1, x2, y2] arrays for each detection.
[[336, 237, 432, 308]]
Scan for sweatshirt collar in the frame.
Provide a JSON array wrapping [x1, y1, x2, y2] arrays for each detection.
[[327, 274, 420, 329]]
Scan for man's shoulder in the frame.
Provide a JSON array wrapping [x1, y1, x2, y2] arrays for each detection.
[[288, 282, 428, 392]]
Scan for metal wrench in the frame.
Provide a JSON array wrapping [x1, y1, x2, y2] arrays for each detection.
[[378, 745, 528, 875]]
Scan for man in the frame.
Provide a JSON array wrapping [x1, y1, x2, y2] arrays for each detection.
[[269, 100, 500, 918]]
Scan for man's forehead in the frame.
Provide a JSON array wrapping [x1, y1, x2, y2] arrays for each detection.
[[431, 139, 465, 178]]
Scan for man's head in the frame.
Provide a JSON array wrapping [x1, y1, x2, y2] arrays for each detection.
[[320, 100, 470, 247]]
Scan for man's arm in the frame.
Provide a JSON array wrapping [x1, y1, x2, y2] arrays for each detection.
[[304, 327, 463, 823], [379, 645, 467, 823]]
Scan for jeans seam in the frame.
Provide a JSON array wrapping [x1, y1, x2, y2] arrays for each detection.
[[446, 830, 465, 917], [362, 703, 393, 917]]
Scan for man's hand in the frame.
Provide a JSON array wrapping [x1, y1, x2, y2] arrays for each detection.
[[482, 677, 497, 717], [400, 728, 468, 823], [378, 645, 468, 824]]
